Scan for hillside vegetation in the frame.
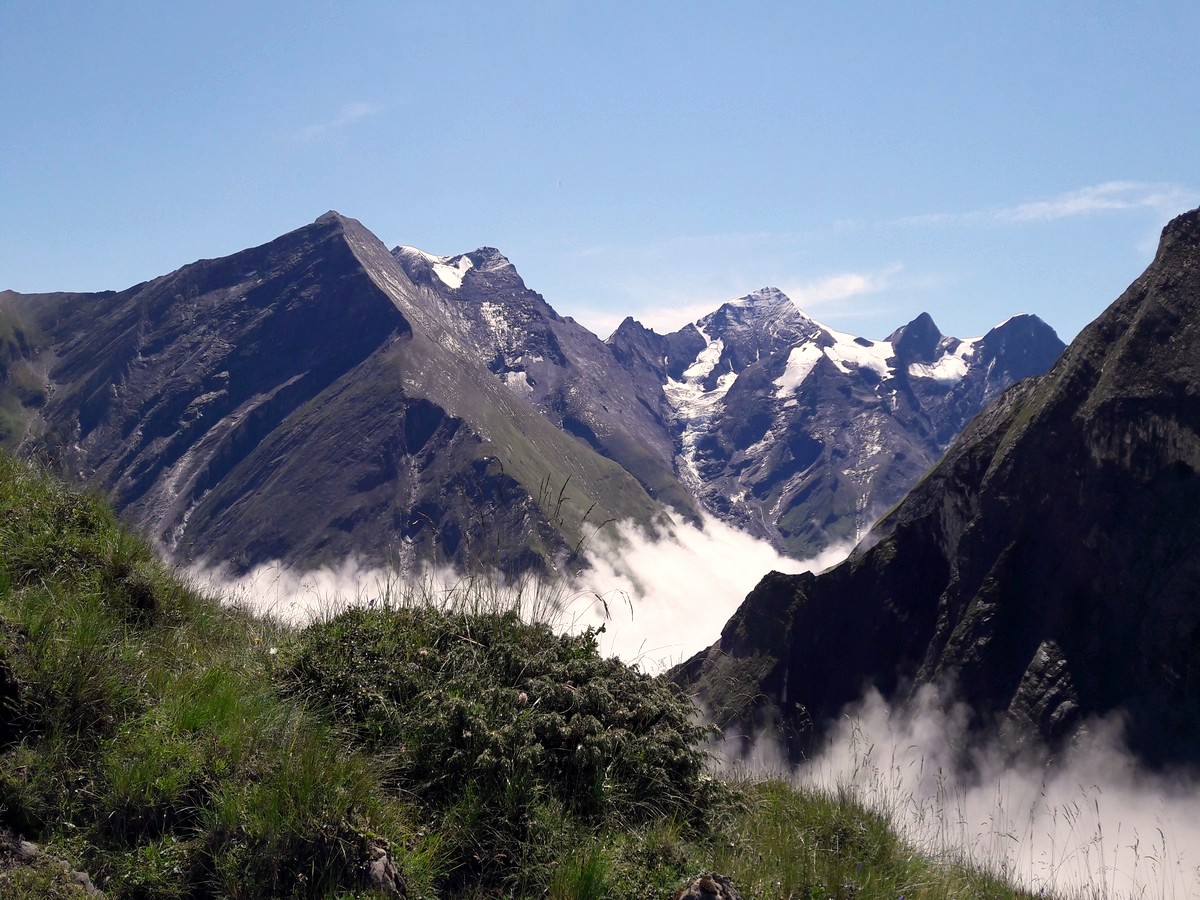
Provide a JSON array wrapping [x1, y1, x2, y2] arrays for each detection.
[[0, 451, 1044, 898]]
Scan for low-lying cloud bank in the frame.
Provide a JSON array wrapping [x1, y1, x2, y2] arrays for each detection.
[[564, 516, 852, 669], [720, 686, 1200, 899], [189, 515, 852, 671], [190, 520, 1200, 897]]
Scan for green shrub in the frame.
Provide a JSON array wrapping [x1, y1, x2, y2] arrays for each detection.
[[278, 604, 719, 892]]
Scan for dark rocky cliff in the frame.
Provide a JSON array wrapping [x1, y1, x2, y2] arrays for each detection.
[[677, 207, 1200, 767]]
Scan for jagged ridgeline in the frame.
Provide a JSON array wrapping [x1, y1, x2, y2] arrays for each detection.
[[0, 212, 1062, 575], [676, 207, 1200, 767]]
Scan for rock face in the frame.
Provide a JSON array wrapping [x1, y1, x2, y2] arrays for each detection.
[[383, 252, 1065, 562], [676, 207, 1200, 767], [0, 212, 1064, 574], [671, 872, 742, 900], [611, 292, 1064, 556], [0, 213, 668, 574], [391, 244, 701, 520]]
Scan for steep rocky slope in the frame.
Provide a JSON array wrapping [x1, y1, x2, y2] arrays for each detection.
[[0, 211, 1064, 576], [390, 244, 700, 519], [0, 213, 667, 573], [386, 248, 1064, 561], [677, 207, 1200, 767]]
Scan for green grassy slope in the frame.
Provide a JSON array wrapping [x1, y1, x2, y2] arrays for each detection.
[[0, 451, 1047, 899]]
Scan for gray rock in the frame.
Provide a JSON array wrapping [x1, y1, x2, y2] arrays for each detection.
[[365, 840, 406, 897], [671, 871, 743, 900]]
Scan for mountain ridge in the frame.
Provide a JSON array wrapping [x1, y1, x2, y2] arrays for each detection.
[[675, 205, 1200, 767], [1, 210, 1064, 576], [0, 212, 669, 574]]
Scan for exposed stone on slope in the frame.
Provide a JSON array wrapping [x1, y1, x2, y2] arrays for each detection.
[[0, 213, 669, 574], [671, 872, 743, 900], [677, 207, 1200, 766]]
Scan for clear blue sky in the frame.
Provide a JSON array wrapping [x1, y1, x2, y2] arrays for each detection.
[[3, 1, 1197, 343]]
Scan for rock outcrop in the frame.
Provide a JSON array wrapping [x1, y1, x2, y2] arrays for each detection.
[[671, 872, 743, 900], [677, 207, 1200, 766], [0, 213, 668, 574]]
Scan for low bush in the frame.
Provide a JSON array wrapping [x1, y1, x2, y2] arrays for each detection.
[[278, 604, 720, 893]]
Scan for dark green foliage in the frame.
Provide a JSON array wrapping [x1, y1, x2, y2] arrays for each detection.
[[279, 604, 718, 892]]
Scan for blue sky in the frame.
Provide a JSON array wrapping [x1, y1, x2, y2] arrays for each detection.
[[2, 1, 1197, 344]]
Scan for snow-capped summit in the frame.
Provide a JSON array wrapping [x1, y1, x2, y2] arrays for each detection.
[[623, 291, 1064, 554], [392, 245, 521, 293], [0, 210, 1069, 576], [390, 241, 1065, 561]]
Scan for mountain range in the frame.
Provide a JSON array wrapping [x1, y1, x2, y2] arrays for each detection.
[[676, 206, 1200, 768], [0, 212, 1063, 575]]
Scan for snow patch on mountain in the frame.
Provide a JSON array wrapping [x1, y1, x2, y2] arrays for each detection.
[[774, 329, 896, 398], [908, 340, 976, 383], [824, 330, 895, 379], [394, 245, 476, 290], [775, 343, 825, 397], [682, 330, 725, 379], [432, 255, 474, 290], [664, 328, 739, 487]]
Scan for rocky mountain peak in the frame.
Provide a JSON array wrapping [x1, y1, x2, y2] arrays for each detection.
[[677, 205, 1200, 767], [973, 314, 1065, 390], [699, 286, 814, 335], [690, 287, 823, 381], [887, 312, 944, 364], [0, 209, 1069, 598], [733, 285, 792, 308], [390, 244, 526, 295], [465, 246, 515, 272], [1157, 204, 1200, 255]]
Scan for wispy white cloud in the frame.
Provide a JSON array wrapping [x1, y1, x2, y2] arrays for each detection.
[[295, 101, 382, 140], [572, 265, 903, 339], [782, 264, 901, 315], [898, 181, 1195, 228], [997, 181, 1192, 222]]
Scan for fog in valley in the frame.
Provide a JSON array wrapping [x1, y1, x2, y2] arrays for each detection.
[[722, 686, 1200, 899], [193, 519, 1200, 899]]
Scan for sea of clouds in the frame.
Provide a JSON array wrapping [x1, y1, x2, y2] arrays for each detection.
[[191, 515, 1200, 899], [190, 513, 853, 671]]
